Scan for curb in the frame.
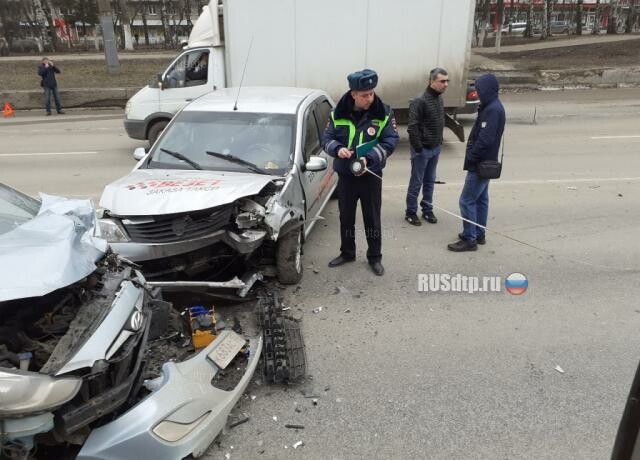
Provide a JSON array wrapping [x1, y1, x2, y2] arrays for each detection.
[[3, 65, 640, 109], [0, 87, 142, 110], [472, 65, 640, 93]]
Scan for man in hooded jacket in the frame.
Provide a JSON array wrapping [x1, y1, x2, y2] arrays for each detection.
[[448, 73, 505, 252], [322, 69, 400, 275]]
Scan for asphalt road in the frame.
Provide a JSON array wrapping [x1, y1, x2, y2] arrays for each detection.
[[1, 88, 639, 459]]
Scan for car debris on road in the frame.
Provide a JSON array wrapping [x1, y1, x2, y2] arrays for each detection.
[[0, 184, 307, 459]]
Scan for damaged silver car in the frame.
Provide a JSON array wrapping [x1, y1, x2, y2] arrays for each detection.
[[0, 185, 264, 459], [98, 87, 338, 283]]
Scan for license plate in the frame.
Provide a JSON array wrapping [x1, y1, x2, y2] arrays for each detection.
[[207, 330, 246, 369]]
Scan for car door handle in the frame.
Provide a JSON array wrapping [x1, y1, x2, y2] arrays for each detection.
[[185, 98, 193, 102]]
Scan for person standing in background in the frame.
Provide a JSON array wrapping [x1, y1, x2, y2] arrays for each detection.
[[37, 57, 64, 116]]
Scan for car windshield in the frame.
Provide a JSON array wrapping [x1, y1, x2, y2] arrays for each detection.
[[0, 184, 40, 236], [146, 111, 296, 175]]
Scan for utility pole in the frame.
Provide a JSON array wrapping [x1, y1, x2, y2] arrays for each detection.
[[97, 0, 120, 73]]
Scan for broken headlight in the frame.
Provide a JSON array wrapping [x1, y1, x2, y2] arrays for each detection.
[[98, 218, 129, 243], [0, 369, 82, 416], [235, 198, 266, 229]]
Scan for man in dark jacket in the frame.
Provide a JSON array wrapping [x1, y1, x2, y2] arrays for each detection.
[[448, 73, 505, 252], [322, 69, 400, 276], [405, 67, 449, 226], [37, 57, 64, 115]]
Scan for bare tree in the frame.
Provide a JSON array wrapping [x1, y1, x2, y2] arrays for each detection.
[[575, 0, 584, 35], [118, 0, 133, 49], [592, 0, 601, 34], [628, 0, 639, 32], [36, 0, 61, 51], [0, 0, 24, 44], [540, 0, 548, 39], [56, 0, 98, 48], [136, 0, 154, 46], [607, 0, 621, 34], [525, 0, 534, 37], [476, 0, 491, 48], [495, 0, 504, 53]]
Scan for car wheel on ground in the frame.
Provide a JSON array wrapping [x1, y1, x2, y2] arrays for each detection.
[[147, 120, 168, 146], [276, 228, 303, 285]]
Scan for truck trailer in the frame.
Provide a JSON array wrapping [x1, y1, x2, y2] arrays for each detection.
[[124, 0, 476, 145]]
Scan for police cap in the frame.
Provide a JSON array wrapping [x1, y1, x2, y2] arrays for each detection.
[[347, 69, 378, 91]]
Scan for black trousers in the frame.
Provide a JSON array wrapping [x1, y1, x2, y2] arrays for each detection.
[[337, 173, 382, 263]]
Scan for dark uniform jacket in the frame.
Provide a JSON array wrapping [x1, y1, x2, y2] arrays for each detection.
[[464, 74, 506, 171], [38, 64, 60, 88], [407, 86, 444, 151], [321, 91, 399, 176]]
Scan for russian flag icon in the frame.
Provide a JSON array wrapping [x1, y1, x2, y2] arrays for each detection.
[[505, 273, 528, 295]]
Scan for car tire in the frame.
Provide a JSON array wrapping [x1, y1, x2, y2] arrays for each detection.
[[147, 120, 168, 147], [276, 228, 303, 285]]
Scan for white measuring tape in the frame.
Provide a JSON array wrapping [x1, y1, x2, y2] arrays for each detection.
[[358, 167, 636, 272]]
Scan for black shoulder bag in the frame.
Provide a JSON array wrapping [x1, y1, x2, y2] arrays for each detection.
[[476, 138, 504, 180]]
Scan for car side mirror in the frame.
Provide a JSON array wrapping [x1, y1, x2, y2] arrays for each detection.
[[305, 156, 327, 172], [133, 147, 147, 161], [157, 73, 164, 91]]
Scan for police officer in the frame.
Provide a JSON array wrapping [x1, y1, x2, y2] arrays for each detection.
[[322, 69, 399, 276]]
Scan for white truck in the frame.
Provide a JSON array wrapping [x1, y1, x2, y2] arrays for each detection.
[[124, 0, 476, 145]]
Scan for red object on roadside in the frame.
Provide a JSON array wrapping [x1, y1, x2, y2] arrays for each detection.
[[2, 103, 15, 117]]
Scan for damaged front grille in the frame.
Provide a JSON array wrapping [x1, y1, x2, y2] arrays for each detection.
[[0, 256, 151, 437], [122, 204, 234, 243]]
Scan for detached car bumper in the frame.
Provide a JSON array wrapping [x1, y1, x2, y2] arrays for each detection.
[[78, 333, 262, 460]]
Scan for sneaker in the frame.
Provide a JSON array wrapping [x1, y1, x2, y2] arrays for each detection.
[[458, 232, 485, 245], [447, 239, 478, 252], [46, 112, 51, 116], [422, 211, 437, 224], [405, 214, 421, 226], [57, 110, 65, 114]]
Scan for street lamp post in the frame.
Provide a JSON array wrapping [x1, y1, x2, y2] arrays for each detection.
[[97, 0, 120, 73]]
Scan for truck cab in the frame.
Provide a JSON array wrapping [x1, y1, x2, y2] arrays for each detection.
[[124, 46, 218, 146]]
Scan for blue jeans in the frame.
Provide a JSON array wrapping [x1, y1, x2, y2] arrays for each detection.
[[405, 145, 441, 216], [459, 171, 490, 241], [44, 86, 62, 113]]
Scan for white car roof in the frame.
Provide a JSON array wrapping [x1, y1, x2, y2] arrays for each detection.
[[184, 87, 324, 114]]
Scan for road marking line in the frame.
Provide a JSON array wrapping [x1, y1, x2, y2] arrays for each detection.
[[2, 151, 99, 157], [591, 135, 640, 139], [383, 176, 640, 189]]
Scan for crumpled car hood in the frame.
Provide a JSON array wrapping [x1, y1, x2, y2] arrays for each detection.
[[99, 169, 277, 216], [0, 194, 107, 302]]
